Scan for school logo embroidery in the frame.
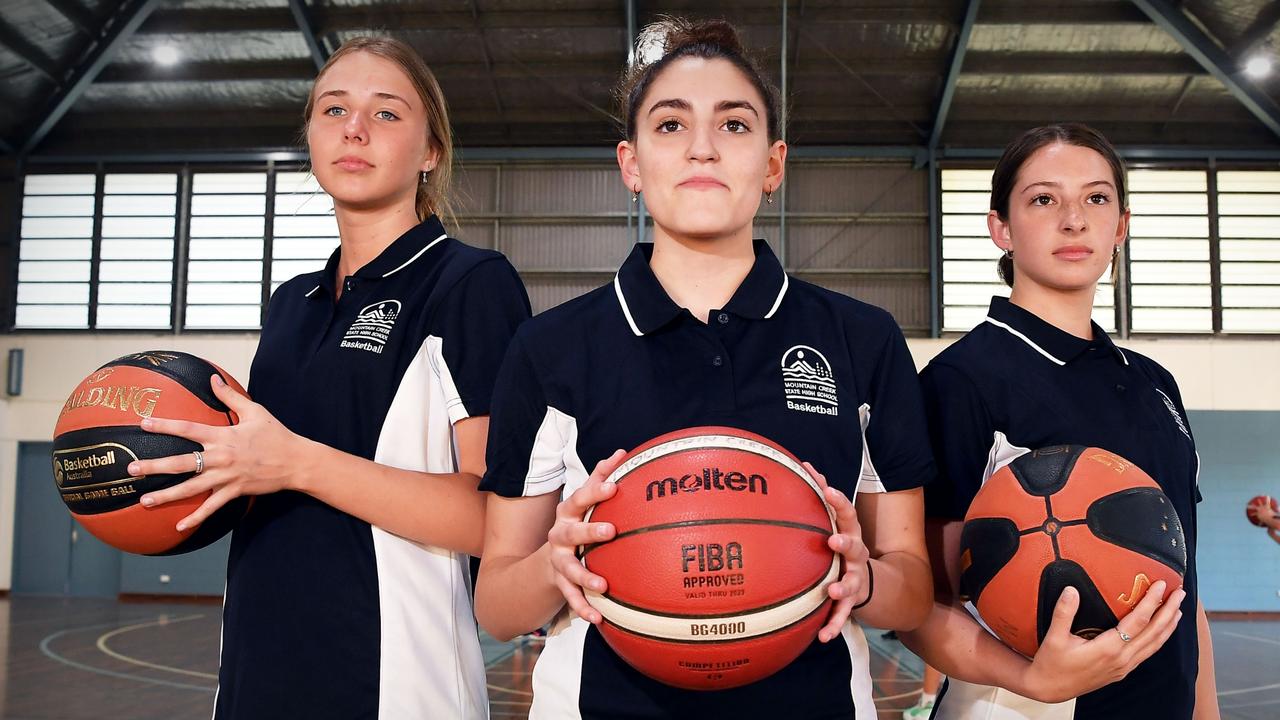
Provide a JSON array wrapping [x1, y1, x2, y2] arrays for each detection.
[[781, 345, 838, 416], [1154, 388, 1192, 440], [340, 300, 401, 355]]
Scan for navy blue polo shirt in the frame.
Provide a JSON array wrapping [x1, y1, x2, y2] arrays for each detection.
[[923, 296, 1200, 719], [215, 216, 530, 720], [481, 240, 935, 719]]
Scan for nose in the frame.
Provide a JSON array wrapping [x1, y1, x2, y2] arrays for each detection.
[[1061, 201, 1087, 233], [343, 112, 367, 144], [687, 123, 718, 163]]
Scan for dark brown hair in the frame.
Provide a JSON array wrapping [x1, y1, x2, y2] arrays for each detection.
[[302, 36, 455, 225], [991, 123, 1127, 286], [617, 17, 782, 142]]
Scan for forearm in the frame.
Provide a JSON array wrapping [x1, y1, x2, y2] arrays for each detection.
[[851, 550, 933, 630], [475, 543, 566, 640], [291, 438, 487, 555], [900, 602, 1032, 692], [1194, 602, 1221, 719]]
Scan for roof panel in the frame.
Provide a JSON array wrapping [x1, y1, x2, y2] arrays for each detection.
[[116, 31, 312, 63], [968, 24, 1184, 53]]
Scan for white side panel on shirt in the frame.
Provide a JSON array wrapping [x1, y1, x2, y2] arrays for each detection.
[[529, 614, 591, 720], [370, 335, 487, 720], [524, 406, 587, 498], [857, 403, 887, 495], [841, 622, 878, 719]]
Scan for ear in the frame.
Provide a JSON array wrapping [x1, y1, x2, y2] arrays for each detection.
[[617, 140, 640, 193], [987, 210, 1012, 252], [420, 140, 441, 174], [1114, 208, 1130, 248], [764, 140, 787, 194]]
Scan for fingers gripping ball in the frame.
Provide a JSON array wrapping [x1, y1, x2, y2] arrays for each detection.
[[960, 446, 1186, 657], [579, 427, 839, 690], [1246, 495, 1278, 528], [51, 351, 251, 555]]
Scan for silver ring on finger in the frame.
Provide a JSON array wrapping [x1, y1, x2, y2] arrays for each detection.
[[192, 450, 205, 476], [1115, 627, 1132, 643]]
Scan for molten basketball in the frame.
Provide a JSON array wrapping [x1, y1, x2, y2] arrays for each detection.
[[960, 445, 1186, 657], [1247, 495, 1278, 528], [51, 350, 251, 555], [580, 426, 839, 690]]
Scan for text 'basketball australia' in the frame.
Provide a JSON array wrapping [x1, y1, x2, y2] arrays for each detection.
[[645, 468, 768, 501]]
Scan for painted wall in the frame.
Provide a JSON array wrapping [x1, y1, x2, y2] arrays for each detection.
[[1, 333, 1278, 605], [1190, 410, 1280, 612]]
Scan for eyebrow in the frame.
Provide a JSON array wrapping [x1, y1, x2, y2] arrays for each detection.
[[1020, 179, 1116, 194], [315, 89, 411, 107], [645, 98, 760, 117]]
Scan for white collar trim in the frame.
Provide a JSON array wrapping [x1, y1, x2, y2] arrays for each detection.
[[984, 316, 1067, 366]]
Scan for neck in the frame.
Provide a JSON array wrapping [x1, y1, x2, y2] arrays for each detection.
[[332, 197, 420, 289], [648, 224, 756, 323], [1008, 281, 1096, 340]]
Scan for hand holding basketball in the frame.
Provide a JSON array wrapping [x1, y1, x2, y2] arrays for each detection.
[[128, 374, 308, 531], [547, 449, 627, 624], [806, 462, 871, 643], [1020, 581, 1185, 703]]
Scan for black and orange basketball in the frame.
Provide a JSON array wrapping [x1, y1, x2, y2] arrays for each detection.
[[580, 427, 838, 690], [960, 445, 1185, 657], [51, 350, 251, 555]]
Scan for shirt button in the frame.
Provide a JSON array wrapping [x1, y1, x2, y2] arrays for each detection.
[[712, 355, 724, 367], [1115, 384, 1126, 392], [344, 279, 355, 291], [717, 312, 729, 325]]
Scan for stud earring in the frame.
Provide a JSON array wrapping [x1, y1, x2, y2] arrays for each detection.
[[420, 171, 429, 184], [1004, 248, 1014, 259], [632, 185, 639, 204]]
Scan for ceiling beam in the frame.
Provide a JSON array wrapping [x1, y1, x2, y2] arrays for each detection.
[[1131, 0, 1280, 140], [19, 0, 163, 156], [0, 17, 62, 83], [929, 0, 980, 150], [97, 59, 317, 83], [42, 0, 99, 37], [287, 0, 327, 72], [1226, 0, 1280, 59], [963, 51, 1202, 75]]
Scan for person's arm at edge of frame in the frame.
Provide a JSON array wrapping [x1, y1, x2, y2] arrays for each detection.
[[1194, 600, 1221, 719]]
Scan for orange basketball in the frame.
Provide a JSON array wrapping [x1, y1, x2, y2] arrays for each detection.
[[580, 426, 838, 690], [51, 350, 251, 555], [960, 446, 1185, 657], [1247, 495, 1278, 527]]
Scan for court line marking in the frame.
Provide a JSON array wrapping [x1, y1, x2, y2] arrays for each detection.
[[96, 613, 218, 680], [1221, 630, 1280, 648], [39, 616, 216, 693], [486, 684, 534, 697]]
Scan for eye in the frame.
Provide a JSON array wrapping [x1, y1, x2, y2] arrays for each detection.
[[375, 110, 399, 121], [323, 106, 346, 117], [722, 119, 749, 133], [1087, 192, 1110, 204], [657, 119, 684, 133], [1031, 194, 1053, 206]]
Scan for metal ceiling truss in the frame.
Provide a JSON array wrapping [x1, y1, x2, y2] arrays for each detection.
[[18, 0, 164, 157], [0, 17, 62, 82], [42, 0, 99, 38], [1131, 0, 1280, 140], [1226, 0, 1280, 59], [928, 0, 981, 151], [286, 0, 327, 73]]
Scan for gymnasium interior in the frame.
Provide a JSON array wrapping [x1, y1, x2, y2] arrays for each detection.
[[0, 0, 1277, 717]]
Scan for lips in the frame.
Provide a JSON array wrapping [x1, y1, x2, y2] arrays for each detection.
[[679, 176, 728, 190], [335, 156, 372, 171], [1053, 245, 1093, 260]]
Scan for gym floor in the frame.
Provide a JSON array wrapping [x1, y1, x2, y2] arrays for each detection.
[[0, 596, 1274, 719]]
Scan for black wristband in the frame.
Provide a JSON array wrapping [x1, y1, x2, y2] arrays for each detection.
[[851, 559, 874, 610]]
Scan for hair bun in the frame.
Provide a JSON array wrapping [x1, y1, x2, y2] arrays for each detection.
[[635, 17, 747, 67]]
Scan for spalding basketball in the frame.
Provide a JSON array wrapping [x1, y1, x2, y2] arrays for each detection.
[[960, 445, 1185, 657], [1247, 495, 1278, 527], [51, 351, 251, 555], [580, 427, 839, 690]]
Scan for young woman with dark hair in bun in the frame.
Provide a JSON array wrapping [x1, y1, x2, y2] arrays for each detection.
[[900, 124, 1219, 719], [476, 17, 935, 718]]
